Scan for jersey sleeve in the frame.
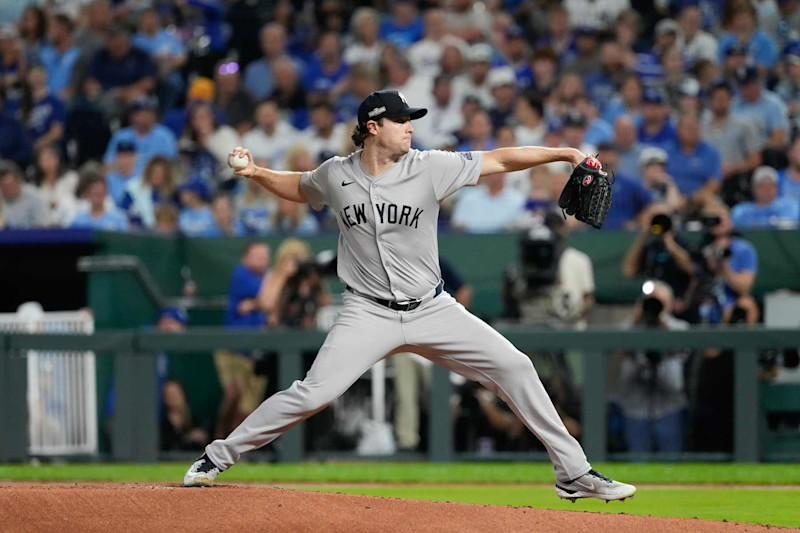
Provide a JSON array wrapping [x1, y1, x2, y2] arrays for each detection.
[[299, 158, 334, 210], [426, 150, 484, 202]]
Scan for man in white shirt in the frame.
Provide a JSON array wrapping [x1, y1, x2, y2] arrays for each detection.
[[242, 99, 298, 171], [413, 74, 464, 150], [678, 5, 718, 66], [407, 8, 453, 78]]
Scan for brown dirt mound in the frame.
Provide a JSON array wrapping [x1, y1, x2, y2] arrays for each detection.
[[0, 483, 786, 532]]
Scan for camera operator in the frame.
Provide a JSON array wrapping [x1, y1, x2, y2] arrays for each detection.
[[503, 211, 595, 329], [686, 201, 758, 324], [262, 238, 333, 329], [622, 203, 694, 316], [617, 281, 690, 454]]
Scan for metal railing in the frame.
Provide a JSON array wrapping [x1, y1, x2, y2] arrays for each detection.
[[1, 327, 798, 463]]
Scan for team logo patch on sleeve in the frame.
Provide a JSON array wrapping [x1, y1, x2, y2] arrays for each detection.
[[459, 152, 473, 161]]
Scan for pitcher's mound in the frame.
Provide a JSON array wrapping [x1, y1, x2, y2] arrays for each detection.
[[0, 483, 781, 532]]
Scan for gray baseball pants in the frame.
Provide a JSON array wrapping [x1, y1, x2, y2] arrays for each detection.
[[205, 291, 592, 482]]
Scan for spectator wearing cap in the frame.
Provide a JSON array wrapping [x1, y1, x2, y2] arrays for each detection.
[[380, 0, 424, 49], [721, 43, 749, 82], [561, 109, 597, 157], [343, 7, 383, 68], [674, 78, 703, 117], [775, 44, 800, 136], [638, 87, 678, 152], [242, 99, 298, 171], [23, 64, 67, 152], [487, 66, 517, 130], [732, 65, 790, 154], [69, 171, 128, 232], [678, 5, 718, 67], [717, 3, 779, 69], [39, 13, 81, 101], [214, 59, 254, 136], [639, 147, 686, 212], [302, 32, 349, 100], [105, 140, 139, 207], [666, 113, 721, 206], [133, 7, 187, 113], [413, 74, 464, 151], [731, 166, 800, 228], [778, 137, 800, 202], [84, 24, 156, 118], [0, 161, 47, 229], [597, 142, 653, 231], [602, 74, 644, 125], [564, 0, 630, 32], [702, 80, 762, 204], [615, 114, 645, 179], [243, 23, 301, 103], [632, 21, 679, 84], [451, 43, 495, 109], [161, 76, 225, 139], [177, 180, 216, 237], [499, 25, 530, 81], [103, 95, 177, 176]]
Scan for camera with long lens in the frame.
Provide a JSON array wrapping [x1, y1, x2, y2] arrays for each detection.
[[649, 213, 672, 237], [293, 250, 338, 279], [641, 296, 664, 327], [519, 225, 559, 289]]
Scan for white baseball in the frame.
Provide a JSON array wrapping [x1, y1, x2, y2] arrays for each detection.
[[228, 152, 249, 170]]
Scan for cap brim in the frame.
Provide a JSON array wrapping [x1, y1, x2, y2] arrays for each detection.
[[386, 107, 428, 120]]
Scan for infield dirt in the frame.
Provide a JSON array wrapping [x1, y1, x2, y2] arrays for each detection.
[[0, 482, 790, 532]]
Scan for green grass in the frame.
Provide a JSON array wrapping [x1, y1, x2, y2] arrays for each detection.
[[1, 462, 800, 485], [281, 484, 800, 528]]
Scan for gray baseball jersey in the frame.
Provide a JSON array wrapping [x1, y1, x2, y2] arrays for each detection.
[[300, 148, 483, 301], [204, 148, 592, 483]]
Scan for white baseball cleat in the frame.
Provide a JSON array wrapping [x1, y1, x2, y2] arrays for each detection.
[[555, 469, 637, 502], [183, 453, 221, 487]]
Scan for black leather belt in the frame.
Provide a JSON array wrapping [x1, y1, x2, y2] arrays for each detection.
[[346, 280, 444, 311]]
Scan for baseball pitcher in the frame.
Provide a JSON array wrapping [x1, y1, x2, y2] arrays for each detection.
[[184, 90, 631, 502]]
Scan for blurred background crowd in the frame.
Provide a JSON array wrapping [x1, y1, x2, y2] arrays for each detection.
[[1, 0, 799, 459]]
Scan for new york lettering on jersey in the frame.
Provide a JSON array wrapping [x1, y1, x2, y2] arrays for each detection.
[[338, 202, 424, 229]]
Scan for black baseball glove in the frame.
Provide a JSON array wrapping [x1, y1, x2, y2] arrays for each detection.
[[557, 155, 613, 229]]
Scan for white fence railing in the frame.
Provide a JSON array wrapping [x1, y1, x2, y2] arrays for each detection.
[[0, 304, 97, 456]]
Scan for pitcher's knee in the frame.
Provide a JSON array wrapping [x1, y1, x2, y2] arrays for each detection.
[[502, 353, 536, 382], [295, 383, 336, 414]]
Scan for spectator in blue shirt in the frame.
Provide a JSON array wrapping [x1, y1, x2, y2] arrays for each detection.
[[208, 194, 245, 237], [23, 65, 67, 151], [243, 22, 299, 102], [104, 95, 177, 176], [85, 24, 156, 119], [39, 13, 81, 100], [69, 172, 129, 232], [380, 0, 424, 49], [451, 172, 526, 233], [731, 166, 800, 229], [732, 65, 790, 155], [177, 180, 216, 237], [717, 3, 779, 69], [596, 142, 653, 231], [133, 7, 187, 112], [666, 113, 721, 206], [638, 87, 678, 151], [302, 32, 349, 98], [105, 141, 140, 207], [602, 74, 643, 126], [778, 137, 800, 202], [0, 93, 32, 168]]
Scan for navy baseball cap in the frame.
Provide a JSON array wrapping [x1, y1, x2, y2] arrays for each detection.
[[735, 65, 759, 84], [117, 140, 137, 153], [357, 90, 427, 126], [157, 306, 188, 325], [642, 86, 665, 104]]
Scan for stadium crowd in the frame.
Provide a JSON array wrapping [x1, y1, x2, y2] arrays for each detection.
[[0, 0, 798, 236]]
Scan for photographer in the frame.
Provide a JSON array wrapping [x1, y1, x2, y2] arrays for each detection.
[[686, 201, 758, 324], [262, 238, 333, 329], [503, 212, 595, 329], [617, 281, 690, 454], [622, 203, 694, 316]]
